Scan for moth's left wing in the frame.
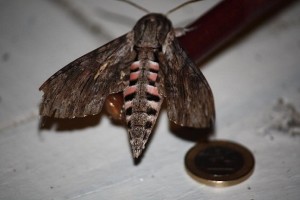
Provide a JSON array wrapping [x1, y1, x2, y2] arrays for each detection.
[[158, 33, 215, 128], [40, 32, 136, 118]]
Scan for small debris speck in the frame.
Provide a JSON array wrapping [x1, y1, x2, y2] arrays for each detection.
[[2, 52, 10, 62], [262, 98, 300, 136]]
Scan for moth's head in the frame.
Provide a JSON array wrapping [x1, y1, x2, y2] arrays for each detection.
[[133, 13, 172, 48]]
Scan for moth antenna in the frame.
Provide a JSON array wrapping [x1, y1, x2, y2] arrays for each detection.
[[166, 0, 204, 16], [117, 0, 150, 14]]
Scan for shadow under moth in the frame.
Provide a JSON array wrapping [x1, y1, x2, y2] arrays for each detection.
[[39, 1, 215, 159]]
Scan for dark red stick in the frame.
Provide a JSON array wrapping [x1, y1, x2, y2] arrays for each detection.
[[178, 0, 294, 64]]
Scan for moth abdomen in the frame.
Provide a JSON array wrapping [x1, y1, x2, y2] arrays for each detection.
[[146, 107, 157, 116], [125, 107, 133, 116], [144, 121, 153, 129], [146, 87, 161, 102], [123, 59, 163, 158]]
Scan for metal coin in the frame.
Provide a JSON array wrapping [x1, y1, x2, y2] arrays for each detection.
[[185, 140, 255, 187]]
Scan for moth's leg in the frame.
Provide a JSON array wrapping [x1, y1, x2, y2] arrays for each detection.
[[174, 27, 196, 37]]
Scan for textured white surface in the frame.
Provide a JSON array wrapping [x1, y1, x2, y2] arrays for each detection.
[[0, 0, 300, 200]]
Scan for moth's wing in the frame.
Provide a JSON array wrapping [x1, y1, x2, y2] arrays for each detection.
[[158, 33, 215, 128], [40, 32, 136, 118]]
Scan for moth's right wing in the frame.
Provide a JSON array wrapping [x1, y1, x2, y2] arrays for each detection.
[[158, 33, 215, 128], [39, 32, 136, 118]]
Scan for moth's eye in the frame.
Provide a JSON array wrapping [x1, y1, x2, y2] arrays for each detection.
[[104, 93, 124, 122]]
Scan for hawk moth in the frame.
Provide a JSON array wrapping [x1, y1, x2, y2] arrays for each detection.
[[39, 13, 215, 158]]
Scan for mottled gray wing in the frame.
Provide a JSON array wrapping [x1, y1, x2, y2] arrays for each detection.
[[158, 34, 215, 128], [40, 32, 136, 118]]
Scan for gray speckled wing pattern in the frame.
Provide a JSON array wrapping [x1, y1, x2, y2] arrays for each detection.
[[158, 31, 215, 128], [40, 32, 136, 118]]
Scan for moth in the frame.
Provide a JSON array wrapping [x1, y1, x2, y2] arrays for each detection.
[[39, 1, 215, 158]]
